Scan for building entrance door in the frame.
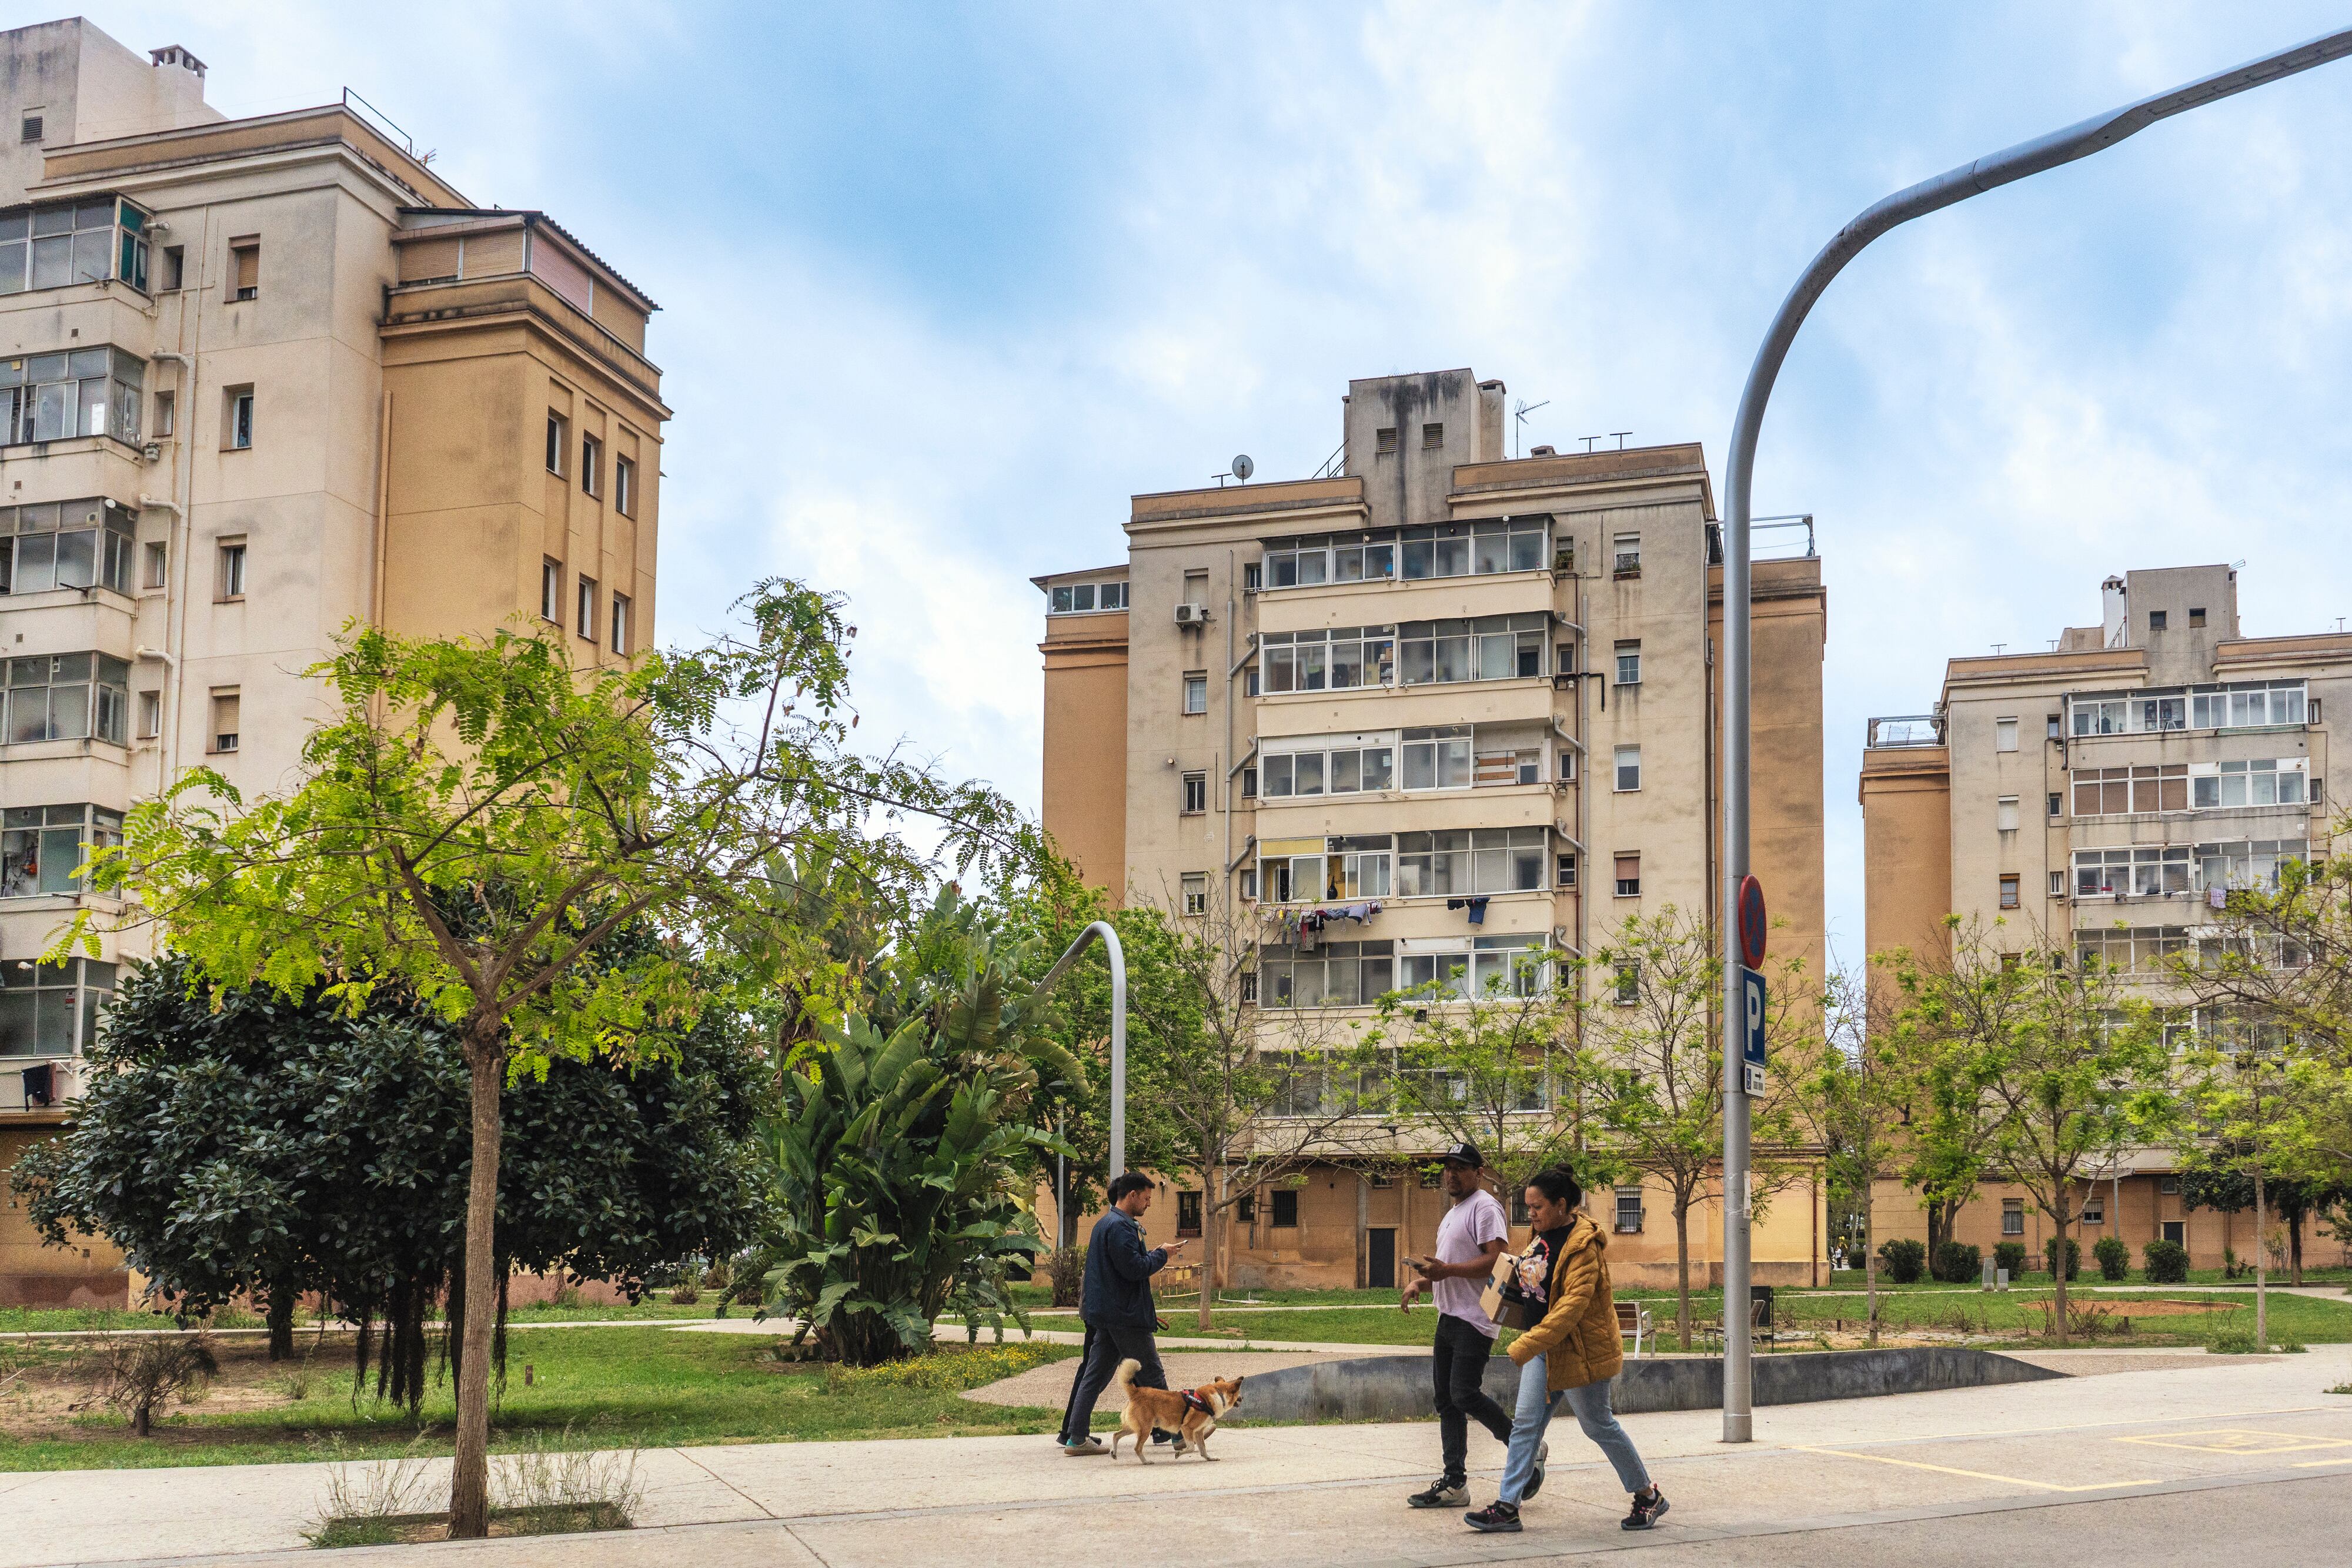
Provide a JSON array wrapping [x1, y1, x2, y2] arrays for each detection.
[[1368, 1228, 1396, 1289]]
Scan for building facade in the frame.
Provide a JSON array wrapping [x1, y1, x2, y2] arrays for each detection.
[[1860, 564, 2352, 1272], [1037, 368, 1830, 1290], [0, 19, 667, 1303]]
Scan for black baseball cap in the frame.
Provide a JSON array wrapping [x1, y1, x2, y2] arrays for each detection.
[[1441, 1142, 1483, 1168]]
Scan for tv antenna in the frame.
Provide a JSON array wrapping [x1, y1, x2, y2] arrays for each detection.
[[1214, 454, 1254, 487], [1610, 430, 1632, 450], [1512, 399, 1549, 458], [1578, 436, 1602, 454]]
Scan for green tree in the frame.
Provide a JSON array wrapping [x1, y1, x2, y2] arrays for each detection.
[[1880, 927, 2011, 1258], [14, 950, 773, 1405], [756, 888, 1080, 1363], [58, 583, 1030, 1536], [1813, 965, 1911, 1346], [1563, 908, 1818, 1350]]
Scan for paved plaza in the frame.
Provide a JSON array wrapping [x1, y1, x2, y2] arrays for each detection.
[[8, 1343, 2350, 1567]]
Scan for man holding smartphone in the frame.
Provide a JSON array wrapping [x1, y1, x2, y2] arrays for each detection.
[[1400, 1144, 1514, 1507]]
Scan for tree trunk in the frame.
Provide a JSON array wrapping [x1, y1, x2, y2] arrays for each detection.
[[1197, 1143, 1217, 1332], [1925, 1201, 1949, 1258], [2290, 1208, 2305, 1287], [266, 1282, 296, 1362], [447, 1031, 506, 1540], [2050, 1205, 2069, 1348], [1673, 1202, 1691, 1352], [1865, 1184, 1879, 1349]]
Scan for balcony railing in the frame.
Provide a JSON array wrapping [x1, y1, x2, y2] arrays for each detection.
[[1866, 713, 1945, 749]]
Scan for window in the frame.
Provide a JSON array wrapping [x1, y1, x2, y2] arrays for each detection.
[[1048, 580, 1129, 614], [2189, 607, 2207, 628], [2073, 764, 2189, 817], [2046, 713, 2062, 740], [611, 593, 631, 656], [215, 538, 247, 600], [1271, 1189, 1299, 1228], [1177, 1191, 1202, 1236], [1375, 426, 1398, 454], [1, 805, 122, 900], [2002, 1200, 2024, 1236], [1994, 717, 2018, 753], [2074, 924, 2187, 974], [1614, 745, 1641, 792], [1421, 422, 1443, 449], [0, 956, 118, 1058], [1392, 828, 1546, 898], [1182, 671, 1208, 714], [2049, 870, 2064, 898], [2147, 610, 2167, 632], [2159, 1176, 2179, 1195], [1996, 796, 2019, 833], [1612, 533, 1641, 575], [1614, 852, 1640, 897], [4, 654, 129, 747], [1999, 874, 2020, 910], [1240, 766, 1257, 799], [1395, 615, 1550, 684], [1615, 640, 1641, 686], [2191, 758, 2307, 810], [228, 237, 258, 300], [1180, 873, 1207, 917], [224, 386, 253, 450], [2191, 838, 2308, 894], [1264, 737, 1396, 799], [2048, 792, 2063, 818], [576, 576, 597, 641], [2073, 844, 2193, 898], [544, 412, 568, 475], [1242, 561, 1262, 590], [1181, 771, 1207, 814], [614, 454, 635, 516], [1511, 1191, 1530, 1226], [208, 690, 239, 753], [1238, 968, 1258, 1001], [160, 245, 183, 291], [1238, 867, 1257, 901], [1183, 569, 1209, 608], [1614, 1186, 1644, 1234], [137, 690, 160, 739], [1614, 962, 1639, 1004], [580, 434, 602, 496], [0, 196, 151, 296], [142, 540, 166, 590], [18, 113, 40, 144], [1390, 936, 1550, 1001], [2, 347, 146, 444], [541, 559, 563, 625], [1, 499, 133, 596], [2082, 1195, 2104, 1225], [1556, 852, 1578, 890], [1100, 581, 1127, 609], [1261, 519, 1545, 589], [153, 390, 174, 437]]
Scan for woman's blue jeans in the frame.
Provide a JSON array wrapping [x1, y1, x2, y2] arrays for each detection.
[[1497, 1352, 1652, 1505]]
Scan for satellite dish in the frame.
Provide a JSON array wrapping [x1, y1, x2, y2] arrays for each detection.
[[1231, 454, 1254, 482]]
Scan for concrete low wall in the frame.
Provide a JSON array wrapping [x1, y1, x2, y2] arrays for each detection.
[[1226, 1346, 2063, 1427]]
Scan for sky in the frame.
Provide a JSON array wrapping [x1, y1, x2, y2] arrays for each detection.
[[92, 2, 2352, 965]]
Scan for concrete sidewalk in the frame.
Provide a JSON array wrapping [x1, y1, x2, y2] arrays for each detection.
[[9, 1343, 2351, 1567]]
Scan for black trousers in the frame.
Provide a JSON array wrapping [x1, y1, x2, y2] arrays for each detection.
[[1432, 1312, 1514, 1482], [1060, 1320, 1168, 1444]]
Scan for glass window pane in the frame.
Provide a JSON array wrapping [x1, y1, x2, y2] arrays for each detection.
[[1330, 749, 1360, 793], [1263, 754, 1292, 796], [1479, 635, 1512, 680], [1509, 530, 1544, 571], [0, 241, 25, 294], [48, 682, 89, 738], [1401, 540, 1434, 579], [29, 235, 72, 289], [37, 827, 80, 894], [70, 229, 109, 284], [32, 379, 68, 440], [1294, 752, 1324, 795], [1295, 551, 1327, 586], [1473, 531, 1510, 574], [13, 533, 54, 593], [1362, 747, 1394, 791], [7, 690, 42, 744], [53, 529, 94, 589]]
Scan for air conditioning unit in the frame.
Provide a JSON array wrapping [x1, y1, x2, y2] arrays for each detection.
[[1174, 603, 1208, 627]]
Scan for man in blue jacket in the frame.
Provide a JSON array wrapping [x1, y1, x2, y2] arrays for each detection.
[[1058, 1171, 1188, 1455]]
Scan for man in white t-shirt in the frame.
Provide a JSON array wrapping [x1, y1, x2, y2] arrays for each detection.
[[1399, 1142, 1514, 1509]]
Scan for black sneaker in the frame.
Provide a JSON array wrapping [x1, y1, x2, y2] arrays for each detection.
[[1408, 1478, 1468, 1509], [1464, 1502, 1522, 1533], [1522, 1438, 1551, 1499], [1622, 1487, 1669, 1530]]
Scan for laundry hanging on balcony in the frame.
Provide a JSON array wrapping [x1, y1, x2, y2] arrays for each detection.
[[1445, 895, 1492, 925]]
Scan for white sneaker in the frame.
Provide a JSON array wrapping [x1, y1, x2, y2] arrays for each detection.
[[1523, 1439, 1551, 1498]]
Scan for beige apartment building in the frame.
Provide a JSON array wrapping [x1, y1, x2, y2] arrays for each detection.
[[1037, 367, 1831, 1290], [0, 19, 666, 1303], [1861, 564, 2352, 1271]]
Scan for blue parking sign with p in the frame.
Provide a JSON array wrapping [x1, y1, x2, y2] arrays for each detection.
[[1741, 966, 1766, 1094]]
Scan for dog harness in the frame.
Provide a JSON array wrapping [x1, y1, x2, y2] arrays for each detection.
[[1181, 1390, 1213, 1416]]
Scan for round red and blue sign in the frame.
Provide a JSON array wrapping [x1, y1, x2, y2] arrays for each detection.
[[1736, 874, 1768, 969]]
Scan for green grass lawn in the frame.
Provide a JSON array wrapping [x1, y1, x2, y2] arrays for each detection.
[[1824, 1268, 2352, 1291], [0, 1328, 1080, 1472]]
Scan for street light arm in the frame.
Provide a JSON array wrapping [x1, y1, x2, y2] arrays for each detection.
[[1027, 919, 1129, 1179], [1715, 22, 2352, 1447]]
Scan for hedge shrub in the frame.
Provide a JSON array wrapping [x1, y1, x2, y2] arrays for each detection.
[[1876, 1237, 1926, 1285], [2144, 1238, 2189, 1284], [1930, 1241, 1982, 1285], [2043, 1236, 2081, 1281], [2094, 1235, 2130, 1281], [1993, 1241, 2027, 1280]]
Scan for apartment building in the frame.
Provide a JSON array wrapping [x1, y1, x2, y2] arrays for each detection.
[[0, 19, 667, 1304], [1860, 564, 2352, 1271], [1037, 367, 1830, 1289]]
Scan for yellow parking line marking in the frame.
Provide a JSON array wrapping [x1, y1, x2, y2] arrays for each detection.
[[2293, 1457, 2352, 1469], [2119, 1429, 2352, 1456], [1794, 1446, 2157, 1494]]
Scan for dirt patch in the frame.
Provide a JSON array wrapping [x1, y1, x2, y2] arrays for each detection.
[[2101, 1299, 2240, 1318], [0, 1333, 309, 1440]]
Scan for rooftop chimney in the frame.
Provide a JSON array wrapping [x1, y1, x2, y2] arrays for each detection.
[[2102, 574, 2129, 648]]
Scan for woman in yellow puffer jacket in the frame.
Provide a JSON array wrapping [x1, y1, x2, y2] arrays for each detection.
[[1462, 1167, 1668, 1535]]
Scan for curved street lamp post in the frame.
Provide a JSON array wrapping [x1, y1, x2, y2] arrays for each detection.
[[1717, 25, 2352, 1443]]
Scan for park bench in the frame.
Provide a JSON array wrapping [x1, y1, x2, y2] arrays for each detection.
[[1616, 1299, 1653, 1358]]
